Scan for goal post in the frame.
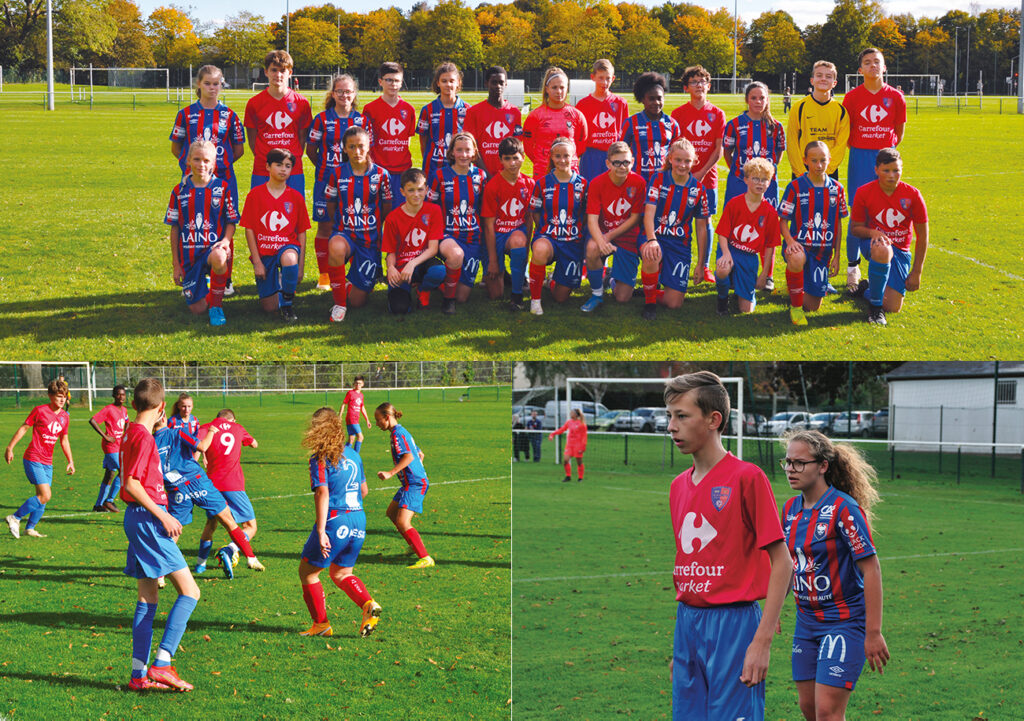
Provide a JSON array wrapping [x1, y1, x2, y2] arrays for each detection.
[[70, 66, 170, 101], [0, 362, 94, 411]]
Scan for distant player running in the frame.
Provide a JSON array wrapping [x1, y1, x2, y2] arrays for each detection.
[[548, 408, 587, 482], [340, 376, 371, 452], [90, 385, 129, 512], [5, 378, 74, 539], [298, 407, 381, 638], [374, 402, 434, 569]]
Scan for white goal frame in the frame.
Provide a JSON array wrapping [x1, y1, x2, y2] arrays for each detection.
[[710, 76, 752, 94], [70, 66, 170, 101], [0, 361, 95, 411]]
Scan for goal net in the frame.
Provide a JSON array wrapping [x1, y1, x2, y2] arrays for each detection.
[[844, 73, 940, 96], [709, 76, 753, 94], [0, 362, 94, 411], [70, 67, 170, 100], [252, 74, 333, 92]]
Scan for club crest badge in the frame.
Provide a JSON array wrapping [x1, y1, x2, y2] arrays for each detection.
[[814, 522, 828, 540], [710, 486, 731, 511], [284, 201, 293, 214]]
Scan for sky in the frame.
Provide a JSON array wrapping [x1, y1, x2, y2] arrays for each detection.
[[138, 0, 1018, 30]]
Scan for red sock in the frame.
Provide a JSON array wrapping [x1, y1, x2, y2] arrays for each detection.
[[301, 581, 328, 623], [564, 461, 571, 476], [528, 263, 546, 300], [227, 238, 234, 282], [418, 289, 431, 308], [228, 526, 255, 558], [641, 270, 660, 304], [401, 527, 428, 558], [335, 575, 372, 607], [314, 235, 330, 275], [328, 264, 348, 307], [442, 266, 460, 299], [786, 269, 804, 308], [208, 271, 227, 308], [577, 463, 584, 480]]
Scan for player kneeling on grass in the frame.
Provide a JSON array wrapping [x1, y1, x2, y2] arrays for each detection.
[[298, 408, 381, 638], [166, 139, 238, 327], [120, 378, 200, 692], [849, 148, 928, 327], [780, 141, 849, 326], [240, 148, 310, 323], [714, 158, 781, 315], [381, 168, 447, 314], [481, 136, 535, 311], [580, 142, 646, 311], [638, 138, 710, 321]]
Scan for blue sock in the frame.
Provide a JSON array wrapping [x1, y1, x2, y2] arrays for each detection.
[[586, 268, 604, 296], [132, 601, 157, 678], [354, 440, 362, 452], [107, 476, 122, 503], [197, 540, 213, 565], [280, 264, 299, 305], [868, 258, 889, 307], [14, 496, 39, 520], [26, 501, 46, 529], [95, 483, 110, 507], [154, 595, 198, 666], [703, 221, 714, 269], [716, 275, 730, 300], [508, 247, 528, 294], [421, 264, 446, 291]]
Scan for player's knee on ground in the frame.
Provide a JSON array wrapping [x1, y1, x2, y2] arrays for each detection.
[[612, 282, 633, 303], [551, 284, 571, 303], [347, 286, 370, 308], [883, 287, 904, 313], [187, 299, 209, 315], [327, 235, 350, 265], [804, 294, 824, 312], [737, 298, 755, 313], [259, 295, 280, 312], [662, 290, 685, 309]]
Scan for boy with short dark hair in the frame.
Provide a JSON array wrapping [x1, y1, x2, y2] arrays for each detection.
[[381, 168, 447, 314], [481, 136, 535, 309], [90, 384, 129, 512], [363, 62, 416, 205]]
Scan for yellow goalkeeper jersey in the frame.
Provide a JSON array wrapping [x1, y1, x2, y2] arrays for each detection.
[[786, 94, 850, 175]]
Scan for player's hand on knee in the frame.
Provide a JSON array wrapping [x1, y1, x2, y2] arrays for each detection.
[[718, 255, 733, 275], [387, 267, 402, 287], [253, 260, 267, 280], [905, 271, 921, 292]]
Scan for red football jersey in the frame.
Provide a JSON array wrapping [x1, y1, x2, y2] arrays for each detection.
[[842, 84, 906, 149], [91, 403, 129, 454], [481, 173, 535, 235], [715, 194, 782, 254], [363, 96, 416, 173], [200, 419, 255, 492], [671, 101, 727, 189], [341, 389, 365, 425], [585, 170, 646, 253], [119, 423, 166, 506], [22, 404, 69, 464], [381, 202, 444, 270], [574, 93, 629, 152], [240, 184, 311, 255], [243, 89, 312, 176], [464, 100, 523, 177], [670, 453, 784, 607], [521, 104, 588, 178], [850, 180, 927, 252]]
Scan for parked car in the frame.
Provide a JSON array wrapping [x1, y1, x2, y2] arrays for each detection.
[[653, 409, 669, 433], [541, 401, 610, 429], [615, 406, 666, 433], [513, 404, 544, 425], [808, 412, 841, 433], [727, 411, 765, 436], [594, 410, 629, 431], [832, 411, 874, 437], [765, 411, 811, 436], [871, 409, 889, 437]]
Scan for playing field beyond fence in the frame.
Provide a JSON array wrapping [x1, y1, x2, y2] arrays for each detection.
[[0, 391, 511, 719]]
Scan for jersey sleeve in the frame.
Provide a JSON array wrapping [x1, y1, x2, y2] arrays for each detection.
[[837, 183, 849, 219], [241, 427, 255, 446], [669, 117, 681, 143], [772, 122, 786, 162], [778, 180, 798, 220], [240, 187, 260, 229], [378, 167, 393, 205], [393, 429, 414, 456], [695, 187, 710, 219], [621, 117, 634, 147], [765, 205, 782, 246], [645, 175, 661, 205], [837, 500, 876, 560], [529, 177, 543, 212], [850, 187, 870, 224], [428, 173, 442, 204], [829, 105, 850, 174], [229, 111, 245, 144], [123, 433, 153, 483], [309, 457, 327, 490], [585, 177, 602, 216], [742, 467, 785, 550], [170, 108, 188, 142], [165, 187, 180, 226], [308, 113, 324, 143], [298, 97, 313, 135], [417, 104, 430, 135], [722, 119, 737, 148], [480, 179, 498, 219], [295, 191, 312, 233], [324, 169, 338, 201], [521, 111, 538, 163], [428, 205, 444, 240], [786, 99, 804, 174], [714, 199, 735, 238], [911, 188, 928, 223], [243, 96, 258, 130], [573, 108, 588, 152]]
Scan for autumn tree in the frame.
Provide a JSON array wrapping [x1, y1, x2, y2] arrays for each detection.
[[615, 10, 678, 74], [544, 1, 617, 71], [103, 0, 155, 67], [408, 0, 483, 70], [214, 11, 272, 71], [350, 8, 406, 70], [812, 0, 882, 74], [478, 7, 542, 72], [147, 6, 199, 67], [55, 0, 117, 66], [288, 16, 345, 72]]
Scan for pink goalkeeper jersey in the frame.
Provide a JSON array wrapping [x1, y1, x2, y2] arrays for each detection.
[[22, 404, 69, 464], [199, 419, 255, 492], [342, 389, 365, 425], [670, 452, 784, 607]]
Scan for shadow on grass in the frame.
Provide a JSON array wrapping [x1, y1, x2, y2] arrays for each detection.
[[0, 670, 119, 692], [0, 609, 295, 635]]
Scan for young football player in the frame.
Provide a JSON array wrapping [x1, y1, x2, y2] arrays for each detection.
[[306, 74, 365, 291], [580, 142, 646, 310], [522, 67, 588, 179], [786, 61, 849, 180], [481, 137, 535, 309], [166, 140, 237, 326], [375, 402, 434, 569], [363, 62, 416, 205], [638, 139, 710, 320], [672, 65, 727, 285], [527, 137, 588, 315], [665, 371, 791, 721], [464, 66, 523, 178], [842, 48, 906, 292], [119, 378, 200, 692], [574, 59, 629, 181], [5, 379, 73, 539], [324, 126, 392, 322], [167, 393, 198, 435], [418, 62, 468, 188], [240, 148, 311, 322], [298, 408, 381, 638], [340, 376, 372, 452], [381, 168, 446, 314], [714, 158, 781, 315], [723, 82, 785, 208], [548, 408, 587, 482], [779, 141, 849, 326], [780, 431, 889, 721], [849, 148, 928, 326], [622, 72, 680, 183], [244, 50, 312, 193], [90, 385, 129, 512]]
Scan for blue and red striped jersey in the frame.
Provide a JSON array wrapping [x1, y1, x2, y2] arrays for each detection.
[[782, 486, 876, 623], [307, 108, 365, 182], [778, 174, 849, 258], [164, 177, 239, 267], [723, 112, 786, 181], [169, 101, 245, 181], [645, 171, 710, 247], [309, 448, 365, 511], [167, 413, 200, 436], [428, 165, 487, 244], [154, 425, 204, 481], [621, 111, 680, 181], [531, 172, 588, 242], [417, 97, 468, 179], [325, 162, 393, 246], [390, 424, 428, 492]]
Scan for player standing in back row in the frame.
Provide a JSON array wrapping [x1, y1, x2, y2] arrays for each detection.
[[363, 62, 416, 205]]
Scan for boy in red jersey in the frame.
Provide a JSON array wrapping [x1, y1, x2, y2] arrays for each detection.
[[364, 62, 416, 205], [574, 59, 629, 181], [381, 168, 447, 314], [481, 137, 535, 309], [240, 148, 310, 322], [580, 141, 646, 310], [120, 378, 200, 692], [5, 379, 74, 539], [849, 147, 928, 326], [464, 66, 522, 177], [339, 376, 372, 452], [244, 50, 312, 194], [90, 384, 129, 512], [665, 371, 791, 721]]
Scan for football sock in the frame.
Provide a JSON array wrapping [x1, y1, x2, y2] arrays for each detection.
[[867, 259, 889, 307], [302, 581, 328, 623], [14, 496, 38, 520], [508, 247, 528, 294], [335, 574, 372, 607], [107, 476, 121, 503], [577, 463, 584, 480], [153, 595, 198, 666], [421, 264, 446, 291], [228, 527, 255, 558], [328, 265, 348, 307], [208, 271, 228, 307], [703, 225, 714, 268], [401, 527, 428, 558], [641, 271, 659, 305], [786, 269, 804, 308], [846, 227, 861, 265], [354, 440, 362, 452], [564, 461, 572, 477], [587, 268, 604, 297], [26, 500, 46, 529], [716, 274, 730, 300], [131, 602, 157, 678], [95, 483, 110, 508], [528, 262, 546, 300], [442, 266, 460, 299], [418, 289, 432, 308], [197, 540, 213, 565], [280, 264, 299, 306], [314, 235, 330, 275]]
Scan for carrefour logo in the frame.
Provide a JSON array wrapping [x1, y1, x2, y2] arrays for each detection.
[[267, 111, 293, 130], [405, 227, 427, 248], [860, 105, 888, 123], [687, 119, 712, 137], [46, 420, 63, 434], [501, 198, 524, 217], [485, 121, 510, 138], [261, 211, 289, 231], [875, 208, 905, 227], [383, 118, 406, 135], [677, 512, 717, 554], [735, 224, 759, 245], [594, 112, 616, 130], [607, 198, 631, 217]]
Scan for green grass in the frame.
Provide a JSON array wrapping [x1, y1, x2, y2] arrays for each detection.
[[0, 390, 511, 719], [0, 87, 1022, 358], [512, 451, 1024, 720]]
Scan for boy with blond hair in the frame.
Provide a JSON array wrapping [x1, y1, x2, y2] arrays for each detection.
[[786, 61, 850, 180]]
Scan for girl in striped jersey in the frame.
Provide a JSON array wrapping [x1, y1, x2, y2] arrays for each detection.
[[723, 82, 786, 208], [306, 74, 365, 291], [418, 63, 468, 189], [780, 430, 888, 721], [621, 72, 680, 183]]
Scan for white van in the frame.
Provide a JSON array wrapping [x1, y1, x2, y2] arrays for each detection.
[[541, 400, 610, 430]]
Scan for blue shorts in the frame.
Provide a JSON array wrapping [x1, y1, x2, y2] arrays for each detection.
[[166, 472, 228, 526], [608, 246, 640, 287], [655, 237, 693, 294], [23, 459, 53, 485], [335, 234, 381, 292], [450, 239, 481, 288], [102, 452, 121, 471], [392, 484, 428, 515], [534, 237, 584, 289], [673, 601, 765, 721], [792, 615, 867, 691], [181, 246, 214, 305], [480, 226, 527, 270], [301, 509, 367, 569], [579, 147, 608, 182], [255, 244, 301, 299], [718, 245, 761, 303], [725, 174, 778, 209], [857, 239, 912, 296], [801, 245, 834, 298], [386, 170, 406, 206], [122, 504, 188, 579], [346, 423, 362, 436], [251, 173, 305, 195], [215, 490, 256, 525], [846, 146, 886, 207], [311, 178, 333, 223]]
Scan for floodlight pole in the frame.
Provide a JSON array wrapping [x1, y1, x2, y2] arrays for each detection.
[[45, 0, 54, 110], [954, 28, 959, 96], [732, 0, 738, 94], [286, 0, 290, 56], [1018, 0, 1023, 113]]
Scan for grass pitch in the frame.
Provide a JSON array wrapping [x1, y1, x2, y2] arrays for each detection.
[[511, 440, 1024, 720], [0, 389, 511, 720], [0, 88, 1021, 359]]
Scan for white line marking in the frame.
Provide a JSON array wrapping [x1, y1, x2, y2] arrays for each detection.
[[929, 246, 1024, 281]]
